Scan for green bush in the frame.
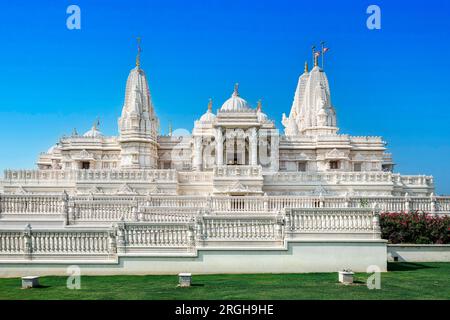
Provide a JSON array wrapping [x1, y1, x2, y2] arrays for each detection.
[[380, 211, 450, 244]]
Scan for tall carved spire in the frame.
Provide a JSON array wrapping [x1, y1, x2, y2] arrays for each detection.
[[119, 41, 159, 169]]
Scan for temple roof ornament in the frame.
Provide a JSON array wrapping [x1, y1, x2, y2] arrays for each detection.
[[136, 37, 142, 68], [233, 83, 239, 96], [83, 120, 103, 137], [198, 98, 216, 123], [208, 98, 213, 112], [220, 84, 252, 112]]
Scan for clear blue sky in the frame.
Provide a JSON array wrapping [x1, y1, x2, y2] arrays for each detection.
[[0, 0, 449, 194]]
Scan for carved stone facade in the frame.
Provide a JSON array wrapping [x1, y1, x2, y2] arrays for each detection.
[[0, 49, 447, 275], [11, 53, 432, 198]]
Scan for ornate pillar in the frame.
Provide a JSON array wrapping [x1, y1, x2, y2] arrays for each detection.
[[249, 127, 258, 166], [270, 129, 279, 172], [216, 127, 223, 166], [193, 136, 203, 171]]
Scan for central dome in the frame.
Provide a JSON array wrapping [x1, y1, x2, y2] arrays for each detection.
[[220, 84, 252, 112]]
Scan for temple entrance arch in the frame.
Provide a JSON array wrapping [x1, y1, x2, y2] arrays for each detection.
[[225, 128, 249, 165]]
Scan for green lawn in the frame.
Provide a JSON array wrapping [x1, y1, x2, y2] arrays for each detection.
[[0, 262, 449, 300]]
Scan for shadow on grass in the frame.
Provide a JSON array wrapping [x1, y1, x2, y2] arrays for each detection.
[[353, 280, 366, 284], [23, 285, 51, 289], [388, 262, 436, 272]]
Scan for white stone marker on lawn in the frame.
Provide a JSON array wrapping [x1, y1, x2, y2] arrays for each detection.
[[22, 276, 40, 289], [338, 270, 354, 284], [178, 273, 192, 287]]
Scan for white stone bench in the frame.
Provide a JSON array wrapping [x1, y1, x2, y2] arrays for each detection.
[[338, 271, 354, 284], [178, 273, 192, 287], [22, 276, 40, 289]]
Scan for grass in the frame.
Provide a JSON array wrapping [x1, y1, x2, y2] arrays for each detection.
[[0, 262, 449, 300]]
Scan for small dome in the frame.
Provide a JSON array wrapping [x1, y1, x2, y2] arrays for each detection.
[[256, 100, 267, 122], [220, 84, 252, 112], [47, 145, 59, 154], [199, 110, 216, 122], [257, 110, 267, 122], [198, 99, 216, 123], [83, 126, 103, 138]]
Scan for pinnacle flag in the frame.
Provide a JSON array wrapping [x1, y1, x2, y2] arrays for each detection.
[[323, 47, 330, 54]]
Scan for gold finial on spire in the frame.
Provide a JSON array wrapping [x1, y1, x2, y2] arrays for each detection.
[[304, 61, 309, 73], [233, 83, 239, 96], [168, 121, 172, 136], [207, 98, 213, 112], [93, 117, 100, 130], [257, 99, 262, 112], [136, 37, 142, 68]]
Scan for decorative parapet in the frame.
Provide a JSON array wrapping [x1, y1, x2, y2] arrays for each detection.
[[0, 207, 386, 261], [0, 226, 113, 260], [284, 207, 381, 239], [395, 174, 434, 187], [178, 171, 213, 183], [213, 165, 262, 178], [1, 194, 450, 219], [3, 169, 177, 184], [266, 171, 393, 184]]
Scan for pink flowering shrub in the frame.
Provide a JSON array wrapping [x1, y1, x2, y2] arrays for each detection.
[[380, 211, 450, 244]]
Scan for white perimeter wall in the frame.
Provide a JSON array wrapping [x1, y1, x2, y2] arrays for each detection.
[[0, 241, 387, 277], [387, 244, 450, 262]]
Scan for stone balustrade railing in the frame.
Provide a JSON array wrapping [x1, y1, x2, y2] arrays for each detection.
[[2, 169, 177, 183], [437, 197, 450, 212], [178, 172, 213, 183], [266, 171, 434, 188], [0, 194, 64, 214], [0, 231, 24, 253], [266, 171, 395, 184], [31, 230, 110, 254], [139, 207, 198, 223], [0, 226, 113, 257], [3, 170, 434, 192], [1, 194, 450, 223], [144, 195, 207, 208], [118, 222, 193, 249], [0, 208, 382, 259], [199, 215, 283, 240], [213, 165, 262, 177], [286, 208, 376, 233], [210, 196, 266, 212], [71, 200, 135, 222], [397, 175, 434, 186], [0, 222, 193, 259]]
